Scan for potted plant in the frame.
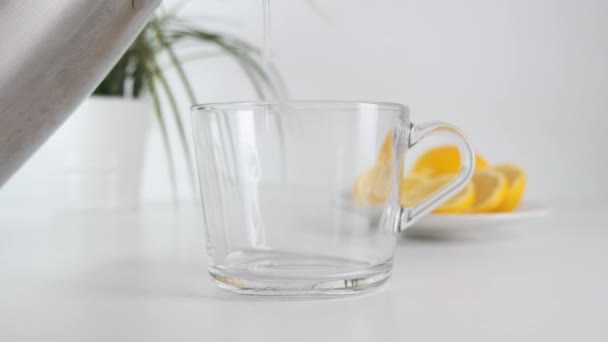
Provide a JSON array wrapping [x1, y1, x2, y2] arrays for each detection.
[[1, 7, 279, 211]]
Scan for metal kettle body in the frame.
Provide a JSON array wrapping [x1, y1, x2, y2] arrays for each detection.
[[0, 0, 160, 187]]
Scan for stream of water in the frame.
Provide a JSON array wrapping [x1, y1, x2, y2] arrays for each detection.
[[262, 0, 272, 76]]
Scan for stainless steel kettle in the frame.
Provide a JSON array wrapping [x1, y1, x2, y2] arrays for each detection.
[[0, 0, 160, 187]]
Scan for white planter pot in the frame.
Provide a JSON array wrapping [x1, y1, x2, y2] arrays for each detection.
[[1, 97, 151, 211]]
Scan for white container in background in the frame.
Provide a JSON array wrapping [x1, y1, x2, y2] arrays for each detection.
[[0, 97, 150, 211]]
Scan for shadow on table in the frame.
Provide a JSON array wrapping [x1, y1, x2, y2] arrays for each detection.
[[64, 256, 391, 303], [62, 256, 251, 302], [401, 226, 516, 244]]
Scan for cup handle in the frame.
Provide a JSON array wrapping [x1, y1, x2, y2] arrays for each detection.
[[397, 121, 476, 231]]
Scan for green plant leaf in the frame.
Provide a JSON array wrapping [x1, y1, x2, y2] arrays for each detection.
[[151, 19, 197, 105], [146, 66, 178, 204], [148, 55, 196, 189], [93, 11, 288, 198]]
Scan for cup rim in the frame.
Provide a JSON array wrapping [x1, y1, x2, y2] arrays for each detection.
[[191, 100, 408, 112]]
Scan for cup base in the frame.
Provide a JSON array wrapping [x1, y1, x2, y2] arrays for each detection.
[[208, 253, 392, 297]]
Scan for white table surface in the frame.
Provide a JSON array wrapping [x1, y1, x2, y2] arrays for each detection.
[[1, 202, 606, 341]]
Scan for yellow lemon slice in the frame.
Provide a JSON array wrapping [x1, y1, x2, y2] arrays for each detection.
[[400, 174, 428, 193], [352, 169, 380, 205], [377, 132, 394, 166], [352, 167, 393, 205], [400, 176, 447, 208], [400, 174, 475, 214], [411, 145, 489, 177], [469, 169, 508, 213], [399, 174, 427, 208], [492, 163, 526, 212], [435, 181, 475, 214], [352, 133, 395, 205]]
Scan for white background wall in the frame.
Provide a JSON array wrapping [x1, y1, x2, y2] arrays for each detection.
[[151, 0, 608, 204], [2, 0, 607, 207]]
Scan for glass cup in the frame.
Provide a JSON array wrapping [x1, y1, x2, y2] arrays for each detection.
[[191, 101, 475, 296]]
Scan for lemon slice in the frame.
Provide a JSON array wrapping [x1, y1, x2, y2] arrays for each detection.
[[435, 181, 475, 214], [411, 145, 489, 177], [469, 169, 508, 213], [352, 167, 394, 205], [400, 174, 428, 193], [400, 175, 447, 208], [352, 169, 380, 205], [352, 133, 395, 205], [400, 174, 475, 214], [493, 163, 526, 212], [377, 132, 394, 166]]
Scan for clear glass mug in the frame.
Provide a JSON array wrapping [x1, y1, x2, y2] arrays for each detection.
[[191, 101, 475, 296]]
